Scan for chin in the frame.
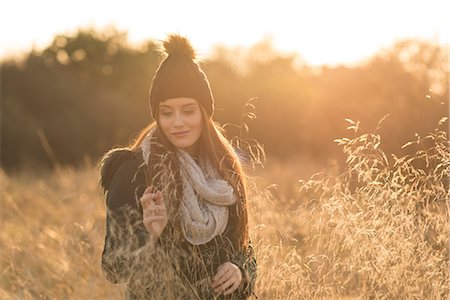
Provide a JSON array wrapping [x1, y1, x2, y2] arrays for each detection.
[[174, 144, 191, 149]]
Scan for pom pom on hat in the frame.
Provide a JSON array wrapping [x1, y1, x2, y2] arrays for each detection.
[[149, 34, 214, 119], [163, 34, 196, 60]]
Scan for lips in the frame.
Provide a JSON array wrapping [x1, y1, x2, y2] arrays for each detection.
[[171, 130, 190, 138]]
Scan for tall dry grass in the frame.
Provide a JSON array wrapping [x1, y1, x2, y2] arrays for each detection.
[[1, 118, 448, 299], [250, 117, 449, 299]]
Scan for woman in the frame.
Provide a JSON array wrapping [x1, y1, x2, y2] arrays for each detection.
[[99, 34, 257, 299]]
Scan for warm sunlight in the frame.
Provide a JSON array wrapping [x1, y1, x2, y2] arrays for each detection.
[[2, 1, 449, 299], [1, 0, 448, 65]]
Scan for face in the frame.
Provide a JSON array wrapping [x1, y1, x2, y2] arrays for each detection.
[[158, 97, 203, 155]]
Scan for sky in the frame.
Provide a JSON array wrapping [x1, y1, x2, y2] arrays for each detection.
[[1, 0, 448, 66]]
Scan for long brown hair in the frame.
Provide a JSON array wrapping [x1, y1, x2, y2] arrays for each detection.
[[129, 105, 249, 250]]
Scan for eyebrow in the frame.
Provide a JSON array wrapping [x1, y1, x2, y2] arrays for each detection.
[[159, 103, 198, 109]]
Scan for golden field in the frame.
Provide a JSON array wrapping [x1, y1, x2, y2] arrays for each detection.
[[1, 122, 448, 299]]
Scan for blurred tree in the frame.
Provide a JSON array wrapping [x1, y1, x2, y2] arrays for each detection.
[[1, 28, 162, 169], [1, 31, 447, 170]]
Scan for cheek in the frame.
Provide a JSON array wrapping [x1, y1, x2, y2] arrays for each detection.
[[158, 117, 171, 135]]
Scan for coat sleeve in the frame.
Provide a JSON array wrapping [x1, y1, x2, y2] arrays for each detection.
[[231, 240, 257, 298], [101, 157, 151, 284]]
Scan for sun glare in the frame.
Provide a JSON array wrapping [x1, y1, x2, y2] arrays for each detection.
[[1, 0, 448, 65]]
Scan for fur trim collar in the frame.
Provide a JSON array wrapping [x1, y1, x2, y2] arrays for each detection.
[[98, 148, 136, 193]]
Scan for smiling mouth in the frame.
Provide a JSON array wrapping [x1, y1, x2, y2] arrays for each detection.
[[172, 130, 190, 137]]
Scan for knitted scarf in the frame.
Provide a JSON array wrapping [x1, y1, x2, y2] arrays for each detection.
[[141, 133, 237, 245]]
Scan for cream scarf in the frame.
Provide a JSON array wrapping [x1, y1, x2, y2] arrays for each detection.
[[141, 133, 237, 245]]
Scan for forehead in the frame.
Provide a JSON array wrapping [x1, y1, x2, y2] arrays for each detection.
[[159, 97, 199, 108]]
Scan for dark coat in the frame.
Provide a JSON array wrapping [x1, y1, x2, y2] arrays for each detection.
[[99, 148, 257, 299]]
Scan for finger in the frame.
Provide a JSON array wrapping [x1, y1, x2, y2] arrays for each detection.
[[144, 186, 154, 195], [213, 263, 226, 282], [140, 193, 155, 208], [153, 206, 167, 216], [143, 215, 165, 225], [212, 269, 232, 289], [140, 197, 149, 209], [147, 200, 162, 210], [212, 264, 227, 283], [154, 191, 164, 205], [143, 202, 157, 217], [214, 275, 235, 294], [223, 280, 240, 296], [144, 206, 166, 217]]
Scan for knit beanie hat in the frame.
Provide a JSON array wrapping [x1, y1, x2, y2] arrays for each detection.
[[149, 34, 215, 119]]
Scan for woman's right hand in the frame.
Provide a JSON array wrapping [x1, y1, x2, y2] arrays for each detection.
[[140, 186, 168, 241]]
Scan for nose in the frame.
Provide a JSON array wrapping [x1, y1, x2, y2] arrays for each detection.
[[174, 112, 183, 127]]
